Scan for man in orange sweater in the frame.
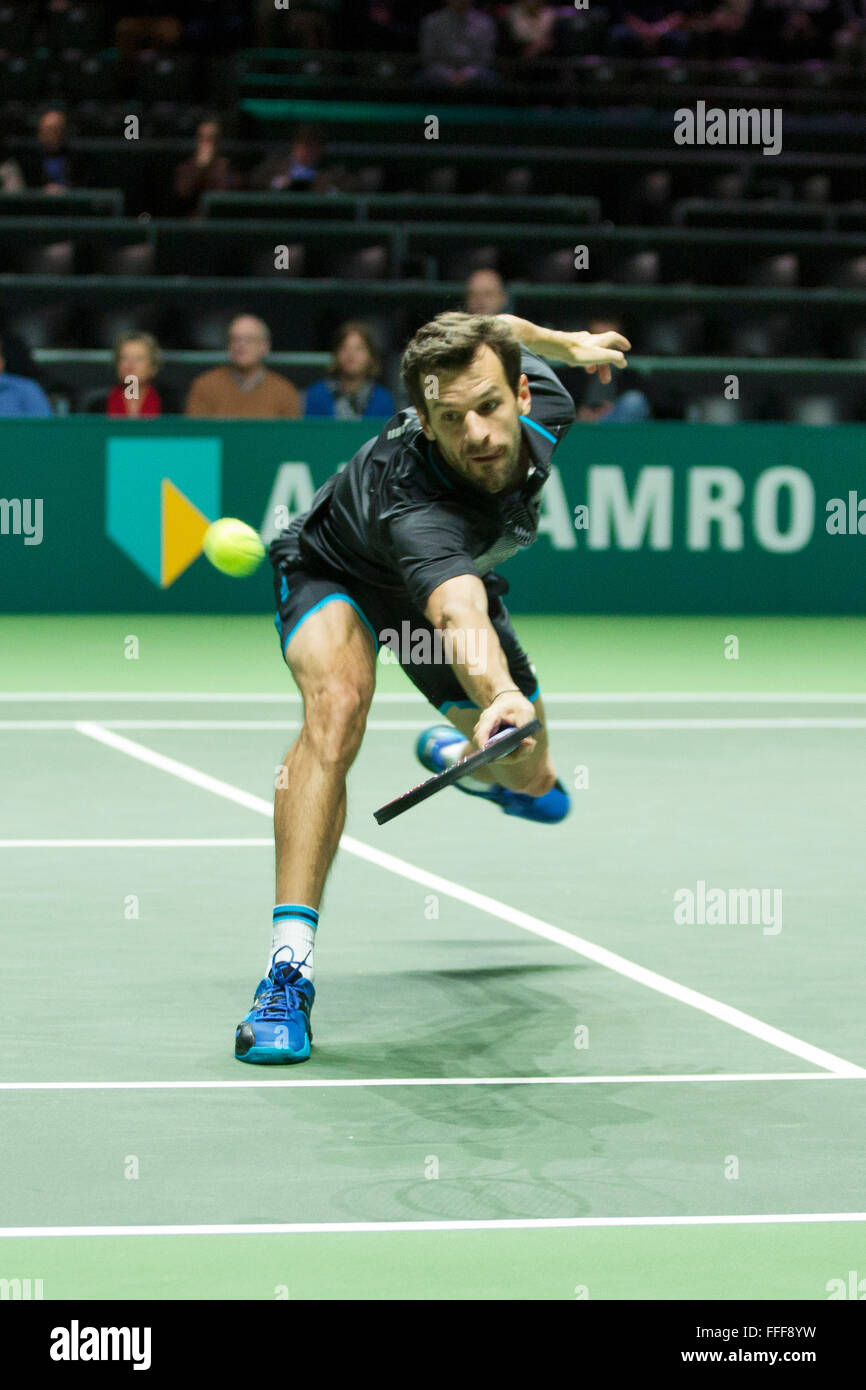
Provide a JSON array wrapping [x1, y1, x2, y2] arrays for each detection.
[[185, 315, 302, 418]]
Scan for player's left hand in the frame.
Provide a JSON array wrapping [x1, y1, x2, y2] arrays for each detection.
[[559, 331, 630, 384]]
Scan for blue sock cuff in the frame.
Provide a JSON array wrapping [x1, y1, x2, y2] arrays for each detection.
[[273, 903, 318, 930]]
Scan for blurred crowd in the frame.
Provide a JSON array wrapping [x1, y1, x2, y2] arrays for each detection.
[[6, 1, 863, 67], [0, 267, 651, 423]]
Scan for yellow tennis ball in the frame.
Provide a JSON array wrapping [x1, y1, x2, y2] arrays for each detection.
[[203, 518, 265, 577]]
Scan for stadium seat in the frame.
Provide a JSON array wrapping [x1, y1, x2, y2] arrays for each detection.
[[615, 251, 661, 285], [92, 308, 161, 350], [689, 396, 742, 423], [98, 242, 156, 276], [19, 242, 76, 275], [528, 249, 578, 284], [332, 246, 389, 279], [747, 254, 799, 288], [14, 306, 73, 350], [790, 395, 839, 425], [244, 244, 307, 277], [0, 55, 45, 101]]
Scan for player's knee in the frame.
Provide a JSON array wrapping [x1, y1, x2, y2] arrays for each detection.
[[304, 680, 372, 767]]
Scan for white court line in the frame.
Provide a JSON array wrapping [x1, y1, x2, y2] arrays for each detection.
[[2, 691, 866, 704], [4, 718, 866, 731], [2, 1212, 866, 1237], [0, 1072, 852, 1092], [74, 721, 866, 1079], [0, 838, 273, 849]]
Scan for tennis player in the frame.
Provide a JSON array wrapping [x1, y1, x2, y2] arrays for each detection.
[[235, 311, 629, 1063]]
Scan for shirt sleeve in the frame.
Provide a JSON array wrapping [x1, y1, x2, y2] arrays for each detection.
[[385, 502, 481, 612], [520, 346, 576, 437]]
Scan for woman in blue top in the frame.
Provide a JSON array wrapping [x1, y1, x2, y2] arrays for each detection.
[[305, 320, 395, 421]]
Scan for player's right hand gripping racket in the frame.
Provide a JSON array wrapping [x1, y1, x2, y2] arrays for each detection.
[[373, 719, 542, 825]]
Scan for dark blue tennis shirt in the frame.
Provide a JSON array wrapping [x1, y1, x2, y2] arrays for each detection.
[[270, 347, 575, 611]]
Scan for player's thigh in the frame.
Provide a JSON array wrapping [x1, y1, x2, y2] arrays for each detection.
[[284, 595, 377, 728]]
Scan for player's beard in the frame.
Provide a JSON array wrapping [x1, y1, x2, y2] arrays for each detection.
[[441, 421, 526, 495]]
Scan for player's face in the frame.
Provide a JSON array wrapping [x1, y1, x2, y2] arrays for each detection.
[[421, 345, 531, 495]]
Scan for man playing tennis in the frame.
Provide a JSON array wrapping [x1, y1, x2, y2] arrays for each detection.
[[234, 311, 629, 1063]]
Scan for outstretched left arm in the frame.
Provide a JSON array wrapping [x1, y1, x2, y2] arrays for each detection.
[[496, 314, 630, 385]]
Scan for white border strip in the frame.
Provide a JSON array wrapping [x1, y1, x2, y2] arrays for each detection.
[[0, 1072, 851, 1092], [4, 718, 866, 731], [1, 691, 866, 704], [2, 1212, 866, 1237], [73, 721, 866, 1079], [0, 838, 273, 849]]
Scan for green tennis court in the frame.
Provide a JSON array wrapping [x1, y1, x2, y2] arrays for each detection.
[[1, 614, 864, 1300]]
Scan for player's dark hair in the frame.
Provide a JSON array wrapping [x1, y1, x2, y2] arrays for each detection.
[[400, 312, 522, 418]]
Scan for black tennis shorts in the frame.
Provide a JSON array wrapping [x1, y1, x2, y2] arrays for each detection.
[[271, 562, 540, 716]]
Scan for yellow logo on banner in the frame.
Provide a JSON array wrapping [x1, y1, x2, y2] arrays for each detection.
[[160, 477, 210, 588]]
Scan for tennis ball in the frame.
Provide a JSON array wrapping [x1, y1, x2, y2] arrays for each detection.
[[203, 517, 265, 578]]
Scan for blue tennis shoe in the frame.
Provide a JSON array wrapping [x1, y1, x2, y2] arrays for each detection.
[[234, 959, 315, 1064], [415, 724, 571, 824]]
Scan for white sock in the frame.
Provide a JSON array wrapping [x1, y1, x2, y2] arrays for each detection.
[[269, 903, 318, 982]]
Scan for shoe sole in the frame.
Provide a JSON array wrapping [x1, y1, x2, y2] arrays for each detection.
[[235, 1039, 311, 1064]]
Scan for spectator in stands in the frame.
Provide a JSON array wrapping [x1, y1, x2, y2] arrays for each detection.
[[107, 333, 165, 417], [501, 1, 558, 63], [835, 0, 866, 61], [173, 119, 240, 218], [574, 316, 651, 424], [249, 125, 338, 194], [115, 4, 183, 59], [255, 0, 341, 47], [0, 336, 52, 417], [22, 109, 74, 194], [686, 0, 752, 57], [746, 0, 841, 59], [305, 321, 396, 421], [465, 268, 510, 316], [609, 1, 692, 55], [185, 315, 302, 418], [0, 122, 24, 193], [419, 0, 498, 86]]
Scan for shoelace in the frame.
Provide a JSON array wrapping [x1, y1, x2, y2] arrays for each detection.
[[257, 955, 310, 1021]]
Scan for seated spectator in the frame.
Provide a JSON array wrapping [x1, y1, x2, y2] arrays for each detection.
[[115, 5, 183, 60], [0, 123, 24, 193], [501, 1, 558, 62], [686, 0, 751, 56], [0, 336, 52, 417], [107, 333, 165, 417], [255, 0, 341, 47], [746, 0, 840, 60], [21, 109, 75, 194], [465, 267, 510, 316], [835, 0, 866, 61], [249, 125, 338, 194], [609, 1, 692, 55], [419, 0, 498, 87], [305, 322, 396, 421], [574, 316, 651, 424], [185, 315, 302, 418], [173, 119, 240, 218]]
